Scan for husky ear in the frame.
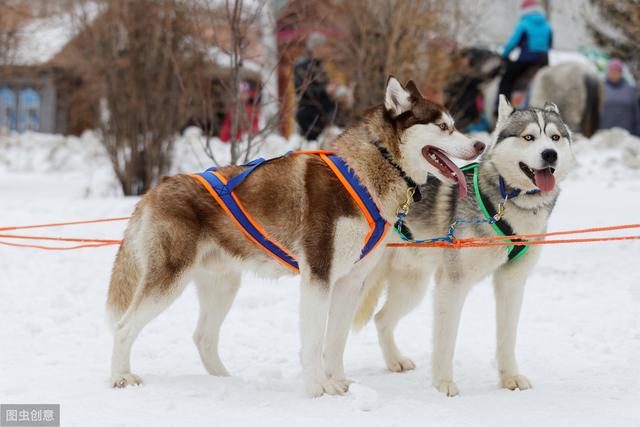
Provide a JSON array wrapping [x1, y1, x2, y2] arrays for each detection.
[[405, 80, 424, 99], [497, 94, 514, 122], [384, 76, 412, 117], [543, 101, 559, 114]]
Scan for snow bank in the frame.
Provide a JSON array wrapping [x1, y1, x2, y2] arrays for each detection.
[[0, 128, 311, 197], [0, 130, 120, 197], [575, 128, 640, 171]]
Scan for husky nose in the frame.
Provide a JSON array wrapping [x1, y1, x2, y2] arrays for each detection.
[[541, 149, 558, 164], [474, 141, 486, 154]]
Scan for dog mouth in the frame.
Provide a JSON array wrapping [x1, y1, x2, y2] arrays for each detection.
[[519, 162, 556, 192], [422, 146, 467, 198]]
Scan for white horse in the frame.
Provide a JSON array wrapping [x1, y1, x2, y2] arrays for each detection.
[[479, 53, 602, 137]]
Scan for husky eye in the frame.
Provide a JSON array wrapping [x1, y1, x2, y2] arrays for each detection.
[[439, 123, 448, 131], [523, 134, 535, 141], [551, 134, 560, 141]]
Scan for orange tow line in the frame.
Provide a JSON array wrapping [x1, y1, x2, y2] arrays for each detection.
[[0, 217, 129, 250], [0, 218, 638, 251], [388, 224, 640, 248]]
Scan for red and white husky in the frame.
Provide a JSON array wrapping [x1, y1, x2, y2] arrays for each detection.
[[106, 77, 483, 396]]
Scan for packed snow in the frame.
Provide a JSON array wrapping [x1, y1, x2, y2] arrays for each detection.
[[1, 129, 639, 426]]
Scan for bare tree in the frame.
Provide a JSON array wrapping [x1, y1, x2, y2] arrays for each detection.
[[325, 0, 453, 116], [73, 0, 206, 195], [587, 0, 640, 80], [189, 0, 320, 166], [187, 0, 270, 166], [0, 1, 27, 66]]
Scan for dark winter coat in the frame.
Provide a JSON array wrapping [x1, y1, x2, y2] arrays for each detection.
[[445, 66, 501, 132], [293, 57, 336, 140], [600, 79, 640, 137]]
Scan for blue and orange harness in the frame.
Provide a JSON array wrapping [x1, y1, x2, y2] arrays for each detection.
[[189, 151, 388, 273]]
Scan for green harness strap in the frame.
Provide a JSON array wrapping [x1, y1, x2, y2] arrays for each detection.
[[461, 163, 528, 262]]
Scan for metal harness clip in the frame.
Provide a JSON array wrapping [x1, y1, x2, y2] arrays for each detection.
[[493, 201, 506, 222], [396, 187, 416, 217]]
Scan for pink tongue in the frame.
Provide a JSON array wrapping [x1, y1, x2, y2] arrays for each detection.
[[534, 169, 556, 192], [434, 152, 467, 198]]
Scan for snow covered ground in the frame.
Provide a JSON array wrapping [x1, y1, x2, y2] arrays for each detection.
[[1, 129, 639, 426]]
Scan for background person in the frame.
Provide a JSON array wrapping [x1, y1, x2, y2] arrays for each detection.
[[497, 0, 552, 105], [600, 59, 640, 137], [293, 32, 337, 141], [444, 48, 501, 133], [219, 81, 260, 143]]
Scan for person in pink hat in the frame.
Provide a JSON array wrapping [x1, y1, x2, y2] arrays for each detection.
[[600, 59, 640, 136], [497, 0, 553, 107]]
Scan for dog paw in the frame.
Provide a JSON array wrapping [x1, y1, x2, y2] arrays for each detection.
[[112, 372, 143, 388], [305, 378, 350, 397], [386, 356, 416, 373], [434, 380, 459, 397], [501, 374, 532, 391], [325, 374, 354, 387], [329, 378, 353, 395], [204, 364, 231, 377]]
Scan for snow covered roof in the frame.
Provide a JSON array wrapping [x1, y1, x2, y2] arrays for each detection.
[[205, 46, 263, 75], [189, 0, 264, 13], [4, 4, 101, 67]]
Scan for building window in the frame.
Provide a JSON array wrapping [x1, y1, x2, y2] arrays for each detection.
[[0, 86, 17, 131], [18, 87, 41, 132]]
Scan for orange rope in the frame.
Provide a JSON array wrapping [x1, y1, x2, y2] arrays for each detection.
[[0, 217, 128, 250], [0, 234, 122, 244], [389, 230, 640, 248], [455, 235, 640, 247], [0, 217, 638, 251], [0, 217, 130, 232], [0, 240, 119, 250], [449, 223, 640, 243]]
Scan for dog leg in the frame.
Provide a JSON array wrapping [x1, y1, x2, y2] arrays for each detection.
[[375, 270, 429, 372], [323, 275, 362, 388], [431, 269, 471, 396], [193, 269, 240, 376], [300, 277, 347, 397], [494, 262, 534, 391], [111, 271, 190, 388]]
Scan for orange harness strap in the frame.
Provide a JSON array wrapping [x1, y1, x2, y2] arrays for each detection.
[[190, 151, 388, 272]]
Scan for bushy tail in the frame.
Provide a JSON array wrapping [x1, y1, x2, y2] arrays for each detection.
[[352, 276, 385, 331], [106, 215, 142, 328], [581, 73, 601, 137]]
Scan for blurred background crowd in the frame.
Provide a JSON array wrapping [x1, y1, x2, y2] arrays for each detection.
[[0, 0, 638, 195]]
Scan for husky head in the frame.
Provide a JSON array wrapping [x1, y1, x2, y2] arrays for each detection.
[[383, 76, 484, 198], [489, 95, 573, 193]]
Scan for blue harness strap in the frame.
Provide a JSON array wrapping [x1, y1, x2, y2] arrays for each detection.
[[323, 154, 389, 259], [223, 158, 267, 192], [191, 152, 388, 272], [193, 158, 300, 272]]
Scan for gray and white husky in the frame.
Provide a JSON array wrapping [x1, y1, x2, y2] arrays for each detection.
[[353, 95, 574, 396]]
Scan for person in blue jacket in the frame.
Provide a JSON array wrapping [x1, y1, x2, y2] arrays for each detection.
[[497, 0, 553, 105]]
